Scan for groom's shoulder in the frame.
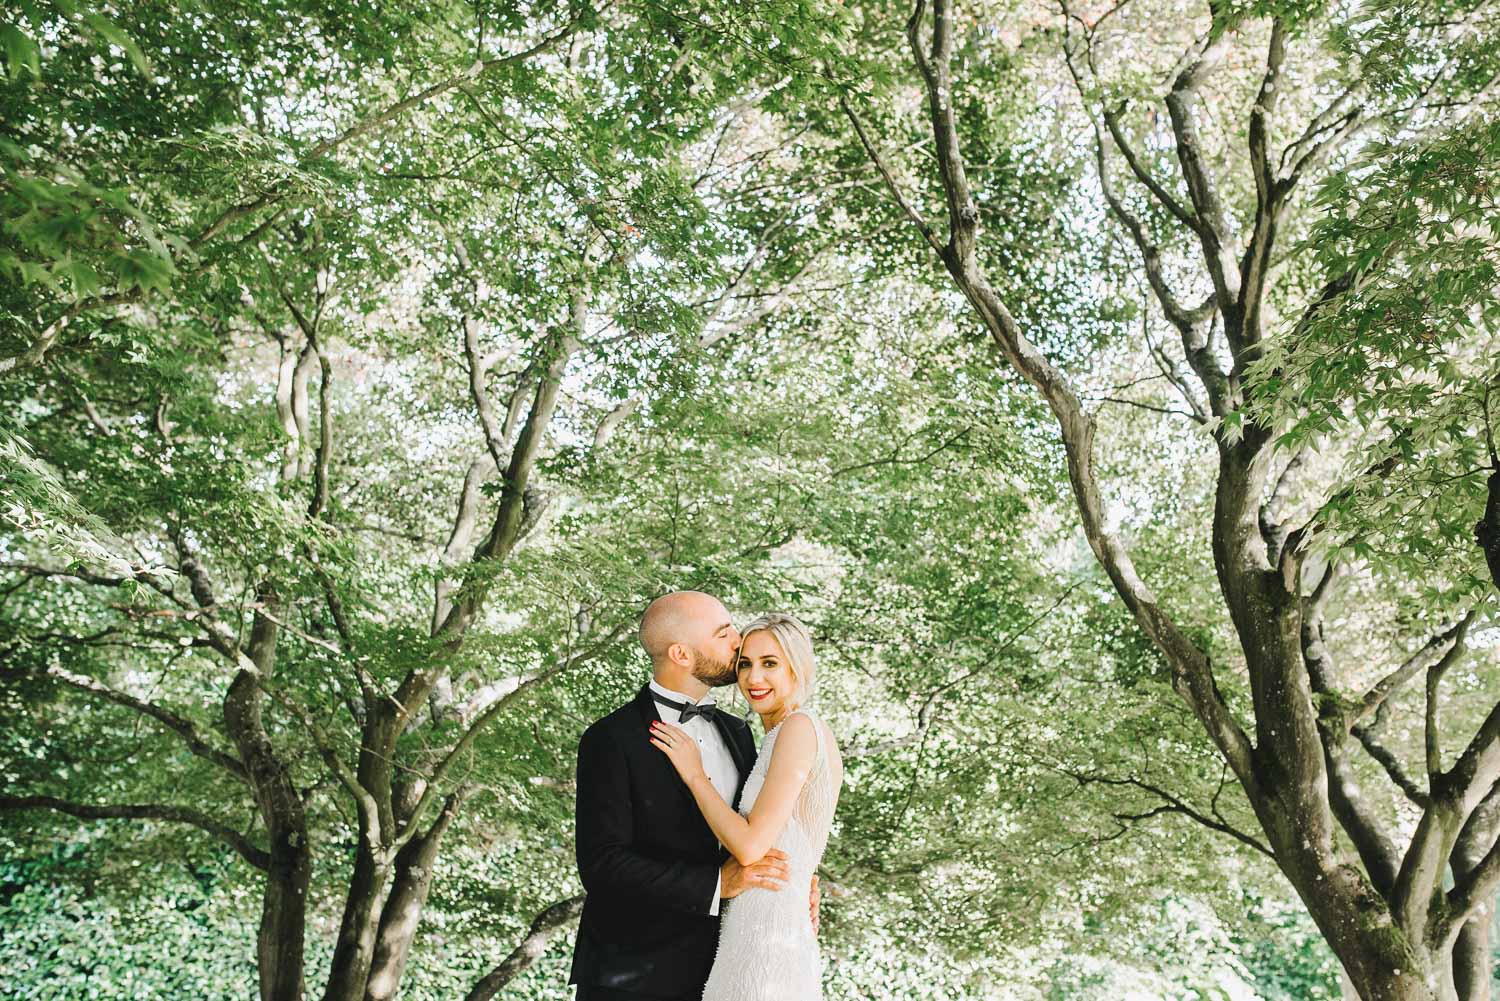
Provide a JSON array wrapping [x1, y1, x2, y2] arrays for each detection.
[[582, 689, 646, 740]]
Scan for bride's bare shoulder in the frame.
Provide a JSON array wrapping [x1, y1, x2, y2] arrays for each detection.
[[767, 713, 818, 766]]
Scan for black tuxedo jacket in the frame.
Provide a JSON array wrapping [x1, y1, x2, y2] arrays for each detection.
[[569, 684, 756, 998]]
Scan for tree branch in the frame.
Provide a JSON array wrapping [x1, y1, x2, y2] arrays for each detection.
[[1237, 17, 1288, 365], [1059, 18, 1229, 416], [43, 665, 250, 784], [0, 794, 270, 870], [1351, 613, 1475, 731], [1258, 445, 1308, 562], [838, 94, 945, 258], [461, 895, 586, 1001], [1445, 820, 1500, 946], [1057, 0, 1201, 233], [881, 0, 1258, 790], [432, 456, 495, 637], [1352, 702, 1430, 809], [449, 235, 513, 474], [1298, 562, 1402, 892], [396, 621, 629, 849], [1162, 24, 1241, 322], [592, 397, 639, 450], [1061, 768, 1275, 859]]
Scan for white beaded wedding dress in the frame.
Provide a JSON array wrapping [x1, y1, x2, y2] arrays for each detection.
[[703, 708, 842, 1001]]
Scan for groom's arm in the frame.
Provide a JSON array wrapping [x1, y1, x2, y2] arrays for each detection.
[[575, 722, 719, 914]]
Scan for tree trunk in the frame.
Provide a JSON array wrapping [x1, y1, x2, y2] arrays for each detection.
[[1450, 792, 1500, 1001], [322, 696, 405, 1001], [1275, 846, 1435, 1001], [322, 841, 393, 1001], [1342, 965, 1364, 1001], [257, 813, 314, 1001], [363, 796, 461, 1001], [1452, 917, 1491, 1001], [221, 588, 311, 1001]]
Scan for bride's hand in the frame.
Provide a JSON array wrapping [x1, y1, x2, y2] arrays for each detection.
[[649, 720, 707, 783]]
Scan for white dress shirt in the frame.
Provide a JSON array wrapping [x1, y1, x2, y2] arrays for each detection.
[[649, 678, 741, 916]]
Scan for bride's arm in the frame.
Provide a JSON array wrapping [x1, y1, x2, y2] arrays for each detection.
[[650, 714, 817, 865]]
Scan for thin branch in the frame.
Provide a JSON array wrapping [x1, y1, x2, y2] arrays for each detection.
[[1101, 105, 1202, 233], [830, 426, 972, 477], [592, 398, 639, 450], [1059, 768, 1275, 859], [1162, 21, 1241, 319], [1238, 17, 1289, 362], [44, 665, 250, 783], [1280, 78, 1366, 177], [448, 234, 512, 474], [1088, 394, 1201, 420], [1059, 17, 1228, 414], [1058, 0, 1200, 233], [1352, 613, 1475, 731], [0, 794, 270, 870], [1259, 445, 1308, 560], [1352, 706, 1430, 808], [838, 94, 945, 257]]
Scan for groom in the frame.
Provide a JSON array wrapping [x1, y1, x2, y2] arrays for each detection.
[[570, 590, 814, 1001]]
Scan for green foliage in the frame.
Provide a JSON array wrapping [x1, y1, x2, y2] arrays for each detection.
[[1246, 115, 1500, 604], [0, 839, 259, 1000], [3, 0, 1495, 998]]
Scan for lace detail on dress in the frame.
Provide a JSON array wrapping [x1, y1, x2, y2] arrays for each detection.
[[702, 708, 842, 1001]]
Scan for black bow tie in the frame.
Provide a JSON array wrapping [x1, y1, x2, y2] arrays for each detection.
[[653, 693, 717, 724]]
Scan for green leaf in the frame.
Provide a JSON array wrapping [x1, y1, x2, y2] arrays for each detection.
[[18, 259, 58, 287], [58, 259, 101, 298], [0, 24, 41, 80], [81, 13, 153, 78], [113, 248, 175, 293]]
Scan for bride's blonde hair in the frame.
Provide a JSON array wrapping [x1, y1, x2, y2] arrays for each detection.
[[738, 612, 816, 705]]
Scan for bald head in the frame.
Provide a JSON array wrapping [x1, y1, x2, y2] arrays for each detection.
[[639, 591, 740, 694], [640, 590, 724, 662]]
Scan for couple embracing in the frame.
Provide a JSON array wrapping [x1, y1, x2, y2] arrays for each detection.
[[569, 591, 844, 1001]]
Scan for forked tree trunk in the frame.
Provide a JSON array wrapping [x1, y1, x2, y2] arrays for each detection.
[[364, 796, 461, 1001], [322, 702, 401, 1001], [323, 842, 394, 1001], [323, 289, 584, 1001]]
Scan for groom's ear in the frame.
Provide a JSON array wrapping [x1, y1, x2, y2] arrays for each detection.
[[666, 641, 689, 667]]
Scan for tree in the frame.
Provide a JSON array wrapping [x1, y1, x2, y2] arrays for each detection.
[[839, 0, 1500, 996], [0, 3, 848, 1000]]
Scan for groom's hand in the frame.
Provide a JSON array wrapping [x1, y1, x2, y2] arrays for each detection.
[[719, 850, 790, 899]]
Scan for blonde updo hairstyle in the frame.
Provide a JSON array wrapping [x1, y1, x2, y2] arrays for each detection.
[[738, 612, 816, 706]]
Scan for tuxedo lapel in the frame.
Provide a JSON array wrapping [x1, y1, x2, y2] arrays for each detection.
[[633, 684, 699, 815], [711, 708, 751, 777], [711, 709, 756, 812]]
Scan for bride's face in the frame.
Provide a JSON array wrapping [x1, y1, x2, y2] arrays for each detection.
[[736, 630, 796, 714]]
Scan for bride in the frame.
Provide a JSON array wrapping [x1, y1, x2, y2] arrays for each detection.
[[649, 612, 843, 1001]]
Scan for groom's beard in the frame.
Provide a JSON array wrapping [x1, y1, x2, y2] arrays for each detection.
[[690, 646, 737, 688]]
